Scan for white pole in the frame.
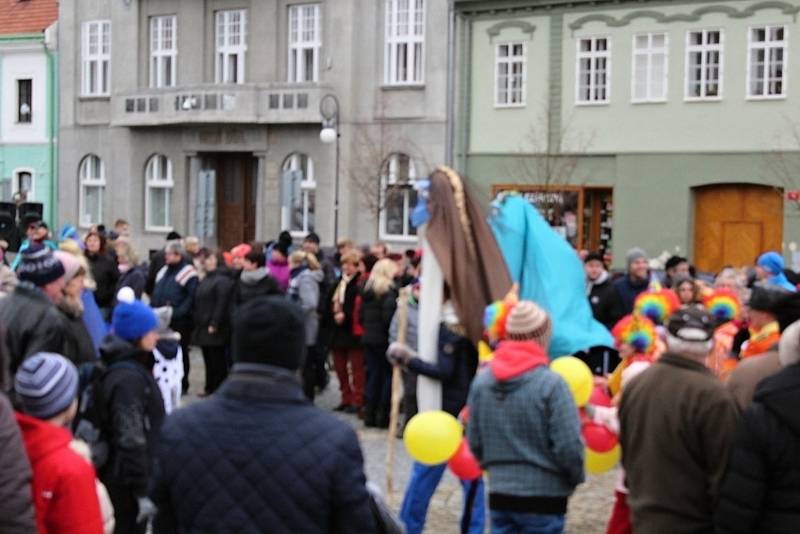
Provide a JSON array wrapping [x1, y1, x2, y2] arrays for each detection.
[[417, 225, 443, 412]]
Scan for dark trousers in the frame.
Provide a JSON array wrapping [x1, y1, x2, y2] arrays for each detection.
[[174, 324, 192, 392], [201, 345, 228, 394], [364, 343, 391, 416], [106, 482, 146, 534], [302, 344, 318, 400]]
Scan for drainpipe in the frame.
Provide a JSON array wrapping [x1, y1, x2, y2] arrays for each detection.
[[43, 32, 57, 227], [445, 0, 456, 167]]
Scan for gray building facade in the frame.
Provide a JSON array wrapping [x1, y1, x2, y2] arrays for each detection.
[[58, 0, 448, 253]]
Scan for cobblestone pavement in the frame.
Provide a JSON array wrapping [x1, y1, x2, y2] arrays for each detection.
[[184, 350, 617, 533]]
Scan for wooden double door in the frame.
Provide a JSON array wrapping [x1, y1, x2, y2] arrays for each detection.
[[693, 184, 782, 273], [202, 153, 257, 250]]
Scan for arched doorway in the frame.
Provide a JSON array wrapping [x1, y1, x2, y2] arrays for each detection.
[[693, 184, 783, 273]]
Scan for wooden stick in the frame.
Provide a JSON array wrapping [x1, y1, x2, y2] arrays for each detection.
[[386, 287, 409, 497]]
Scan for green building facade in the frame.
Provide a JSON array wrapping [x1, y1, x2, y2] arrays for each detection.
[[0, 27, 58, 225], [453, 0, 800, 272]]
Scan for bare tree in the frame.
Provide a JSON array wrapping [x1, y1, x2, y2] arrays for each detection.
[[764, 117, 800, 195]]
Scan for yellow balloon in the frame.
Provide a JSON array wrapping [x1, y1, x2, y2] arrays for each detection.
[[585, 444, 621, 474], [403, 411, 463, 465], [478, 341, 494, 363], [550, 356, 593, 407]]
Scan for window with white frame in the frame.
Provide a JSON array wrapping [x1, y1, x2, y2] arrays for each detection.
[[686, 29, 723, 100], [145, 155, 174, 230], [632, 33, 668, 102], [288, 4, 321, 83], [17, 80, 32, 123], [496, 42, 526, 107], [82, 20, 111, 96], [576, 37, 610, 104], [79, 155, 105, 227], [215, 9, 247, 84], [150, 15, 177, 88], [13, 170, 34, 200], [282, 153, 316, 234], [380, 153, 418, 239], [384, 0, 425, 85], [748, 25, 787, 98]]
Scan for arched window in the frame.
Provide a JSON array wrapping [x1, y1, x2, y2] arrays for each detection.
[[12, 169, 34, 200], [145, 154, 174, 230], [281, 153, 315, 235], [79, 155, 105, 227], [380, 153, 418, 239]]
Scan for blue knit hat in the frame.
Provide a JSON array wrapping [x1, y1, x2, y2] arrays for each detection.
[[112, 287, 159, 342], [17, 244, 65, 287], [15, 353, 79, 419], [757, 251, 785, 276]]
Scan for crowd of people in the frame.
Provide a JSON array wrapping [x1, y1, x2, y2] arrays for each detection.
[[0, 207, 799, 534]]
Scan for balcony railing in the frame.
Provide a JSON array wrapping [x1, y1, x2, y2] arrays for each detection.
[[111, 83, 331, 126]]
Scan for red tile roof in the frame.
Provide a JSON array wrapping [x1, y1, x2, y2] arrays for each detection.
[[0, 0, 58, 36]]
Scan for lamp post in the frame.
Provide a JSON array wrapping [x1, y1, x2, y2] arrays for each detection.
[[320, 94, 340, 244]]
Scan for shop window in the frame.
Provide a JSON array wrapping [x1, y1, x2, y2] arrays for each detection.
[[493, 185, 614, 254]]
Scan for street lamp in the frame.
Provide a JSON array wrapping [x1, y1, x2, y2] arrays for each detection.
[[320, 94, 341, 244]]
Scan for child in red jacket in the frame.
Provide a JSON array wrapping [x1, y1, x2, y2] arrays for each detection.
[[15, 353, 103, 534]]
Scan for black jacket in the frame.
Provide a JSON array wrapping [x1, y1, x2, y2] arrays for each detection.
[[150, 364, 376, 534], [407, 323, 478, 417], [327, 275, 362, 350], [57, 298, 97, 366], [193, 270, 234, 346], [613, 274, 650, 316], [98, 335, 165, 498], [0, 282, 68, 376], [715, 364, 800, 534], [234, 268, 280, 308], [115, 265, 147, 301], [151, 260, 199, 329], [359, 286, 398, 347], [86, 252, 119, 309], [588, 273, 625, 331]]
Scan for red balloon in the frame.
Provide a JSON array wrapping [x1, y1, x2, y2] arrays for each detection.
[[589, 385, 613, 407], [448, 439, 482, 481], [583, 422, 618, 453]]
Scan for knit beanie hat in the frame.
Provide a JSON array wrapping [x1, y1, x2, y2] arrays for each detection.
[[17, 244, 65, 287], [504, 300, 552, 350], [626, 247, 648, 267], [231, 243, 252, 259], [15, 353, 79, 419], [757, 251, 785, 276], [231, 295, 306, 370], [111, 287, 159, 342], [53, 250, 82, 282]]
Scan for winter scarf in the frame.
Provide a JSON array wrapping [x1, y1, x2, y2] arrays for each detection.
[[741, 321, 781, 359]]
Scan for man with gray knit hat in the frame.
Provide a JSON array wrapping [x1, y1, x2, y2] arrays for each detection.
[[613, 247, 650, 315], [467, 300, 584, 533], [620, 307, 738, 534], [0, 244, 69, 377]]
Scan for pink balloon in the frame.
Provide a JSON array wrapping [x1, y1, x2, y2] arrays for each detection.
[[448, 439, 482, 481], [589, 385, 613, 407], [583, 422, 618, 453]]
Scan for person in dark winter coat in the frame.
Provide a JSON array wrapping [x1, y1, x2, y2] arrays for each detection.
[[585, 252, 624, 330], [620, 307, 739, 534], [100, 295, 164, 534], [85, 232, 119, 320], [54, 251, 97, 366], [192, 251, 234, 395], [1, 244, 69, 376], [150, 296, 376, 534], [234, 249, 280, 306], [151, 241, 198, 394], [14, 353, 104, 534], [715, 321, 800, 534], [114, 240, 146, 300], [288, 250, 324, 400], [360, 258, 398, 427], [327, 250, 366, 413], [388, 296, 484, 534], [613, 247, 650, 315], [145, 232, 182, 297]]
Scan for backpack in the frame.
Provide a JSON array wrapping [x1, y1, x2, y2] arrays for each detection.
[[72, 360, 141, 469]]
